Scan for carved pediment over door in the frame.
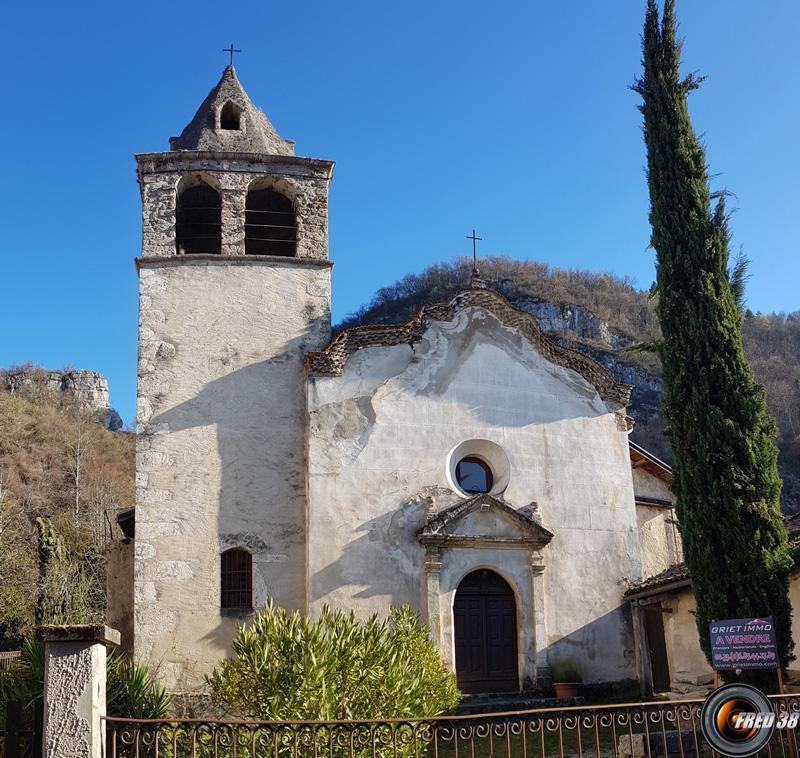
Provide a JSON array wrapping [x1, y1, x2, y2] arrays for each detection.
[[417, 493, 553, 549]]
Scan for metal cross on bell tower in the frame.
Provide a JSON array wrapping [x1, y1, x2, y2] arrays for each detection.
[[223, 44, 242, 66]]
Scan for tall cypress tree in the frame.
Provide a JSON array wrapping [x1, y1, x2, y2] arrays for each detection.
[[634, 0, 793, 670]]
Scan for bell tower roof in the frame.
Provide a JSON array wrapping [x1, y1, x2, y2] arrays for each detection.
[[169, 65, 295, 156]]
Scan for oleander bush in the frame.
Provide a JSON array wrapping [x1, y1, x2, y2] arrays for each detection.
[[208, 601, 460, 722]]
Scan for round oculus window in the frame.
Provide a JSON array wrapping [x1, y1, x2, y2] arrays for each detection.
[[455, 456, 493, 494], [446, 440, 510, 497]]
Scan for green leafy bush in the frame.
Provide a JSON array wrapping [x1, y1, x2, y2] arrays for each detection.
[[208, 601, 460, 721]]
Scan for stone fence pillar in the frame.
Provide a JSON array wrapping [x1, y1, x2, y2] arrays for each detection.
[[40, 625, 120, 758]]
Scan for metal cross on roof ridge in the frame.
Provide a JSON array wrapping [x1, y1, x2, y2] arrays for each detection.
[[223, 44, 242, 66], [467, 229, 483, 273]]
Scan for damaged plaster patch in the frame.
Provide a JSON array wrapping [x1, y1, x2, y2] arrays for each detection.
[[156, 341, 177, 359], [332, 396, 376, 441], [404, 486, 457, 519], [311, 395, 376, 466], [153, 561, 193, 580]]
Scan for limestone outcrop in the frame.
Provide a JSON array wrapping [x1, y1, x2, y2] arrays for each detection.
[[2, 369, 123, 430], [515, 297, 635, 350]]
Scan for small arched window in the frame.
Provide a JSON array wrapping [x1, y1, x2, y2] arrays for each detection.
[[221, 548, 252, 611], [245, 187, 297, 256], [220, 102, 241, 131], [175, 178, 222, 255]]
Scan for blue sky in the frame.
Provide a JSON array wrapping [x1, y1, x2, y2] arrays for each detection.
[[1, 1, 798, 424]]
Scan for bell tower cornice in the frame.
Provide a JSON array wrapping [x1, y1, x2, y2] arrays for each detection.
[[134, 151, 334, 182]]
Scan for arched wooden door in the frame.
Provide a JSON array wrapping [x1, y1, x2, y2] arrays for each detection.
[[453, 569, 518, 693]]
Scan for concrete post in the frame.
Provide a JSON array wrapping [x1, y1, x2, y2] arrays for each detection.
[[41, 625, 120, 758]]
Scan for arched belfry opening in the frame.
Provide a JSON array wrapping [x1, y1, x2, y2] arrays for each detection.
[[454, 569, 518, 694], [220, 101, 241, 131], [175, 177, 222, 255], [245, 186, 297, 256]]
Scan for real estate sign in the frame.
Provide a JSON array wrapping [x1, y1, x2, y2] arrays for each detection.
[[709, 617, 778, 670]]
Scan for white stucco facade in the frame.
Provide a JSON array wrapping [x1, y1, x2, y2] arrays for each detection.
[[306, 305, 644, 689]]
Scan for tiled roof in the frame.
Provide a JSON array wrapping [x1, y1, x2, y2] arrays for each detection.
[[634, 496, 674, 508], [306, 285, 633, 407], [629, 440, 673, 483], [626, 563, 690, 597]]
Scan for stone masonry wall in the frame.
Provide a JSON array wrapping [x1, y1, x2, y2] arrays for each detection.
[[636, 505, 682, 580], [633, 469, 681, 580], [136, 152, 332, 261], [134, 259, 331, 690]]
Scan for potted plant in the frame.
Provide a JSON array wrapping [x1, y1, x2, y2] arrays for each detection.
[[551, 659, 582, 698]]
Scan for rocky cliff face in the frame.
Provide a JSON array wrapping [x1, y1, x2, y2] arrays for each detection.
[[2, 369, 123, 430], [515, 297, 635, 350]]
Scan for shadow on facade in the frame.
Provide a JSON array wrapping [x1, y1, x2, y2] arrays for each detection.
[[145, 322, 327, 661]]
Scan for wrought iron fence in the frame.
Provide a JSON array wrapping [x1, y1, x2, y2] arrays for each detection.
[[0, 653, 21, 672], [1, 701, 39, 758], [105, 695, 800, 758]]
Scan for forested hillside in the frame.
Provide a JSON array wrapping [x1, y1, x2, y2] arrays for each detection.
[[339, 257, 800, 512], [0, 368, 134, 643]]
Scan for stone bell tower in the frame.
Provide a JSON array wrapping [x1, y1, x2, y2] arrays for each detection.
[[133, 64, 334, 689]]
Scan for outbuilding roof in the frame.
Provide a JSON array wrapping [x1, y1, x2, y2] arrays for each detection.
[[629, 440, 673, 483], [625, 563, 690, 598], [626, 517, 800, 599]]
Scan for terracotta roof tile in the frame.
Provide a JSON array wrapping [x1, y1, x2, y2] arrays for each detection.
[[626, 563, 690, 596]]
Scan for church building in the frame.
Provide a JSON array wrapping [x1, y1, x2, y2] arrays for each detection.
[[128, 65, 682, 695]]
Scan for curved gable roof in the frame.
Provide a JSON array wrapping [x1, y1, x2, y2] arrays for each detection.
[[307, 285, 632, 407]]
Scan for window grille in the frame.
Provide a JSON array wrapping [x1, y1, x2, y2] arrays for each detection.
[[221, 548, 252, 610]]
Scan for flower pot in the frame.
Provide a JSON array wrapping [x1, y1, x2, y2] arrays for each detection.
[[554, 681, 579, 698]]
